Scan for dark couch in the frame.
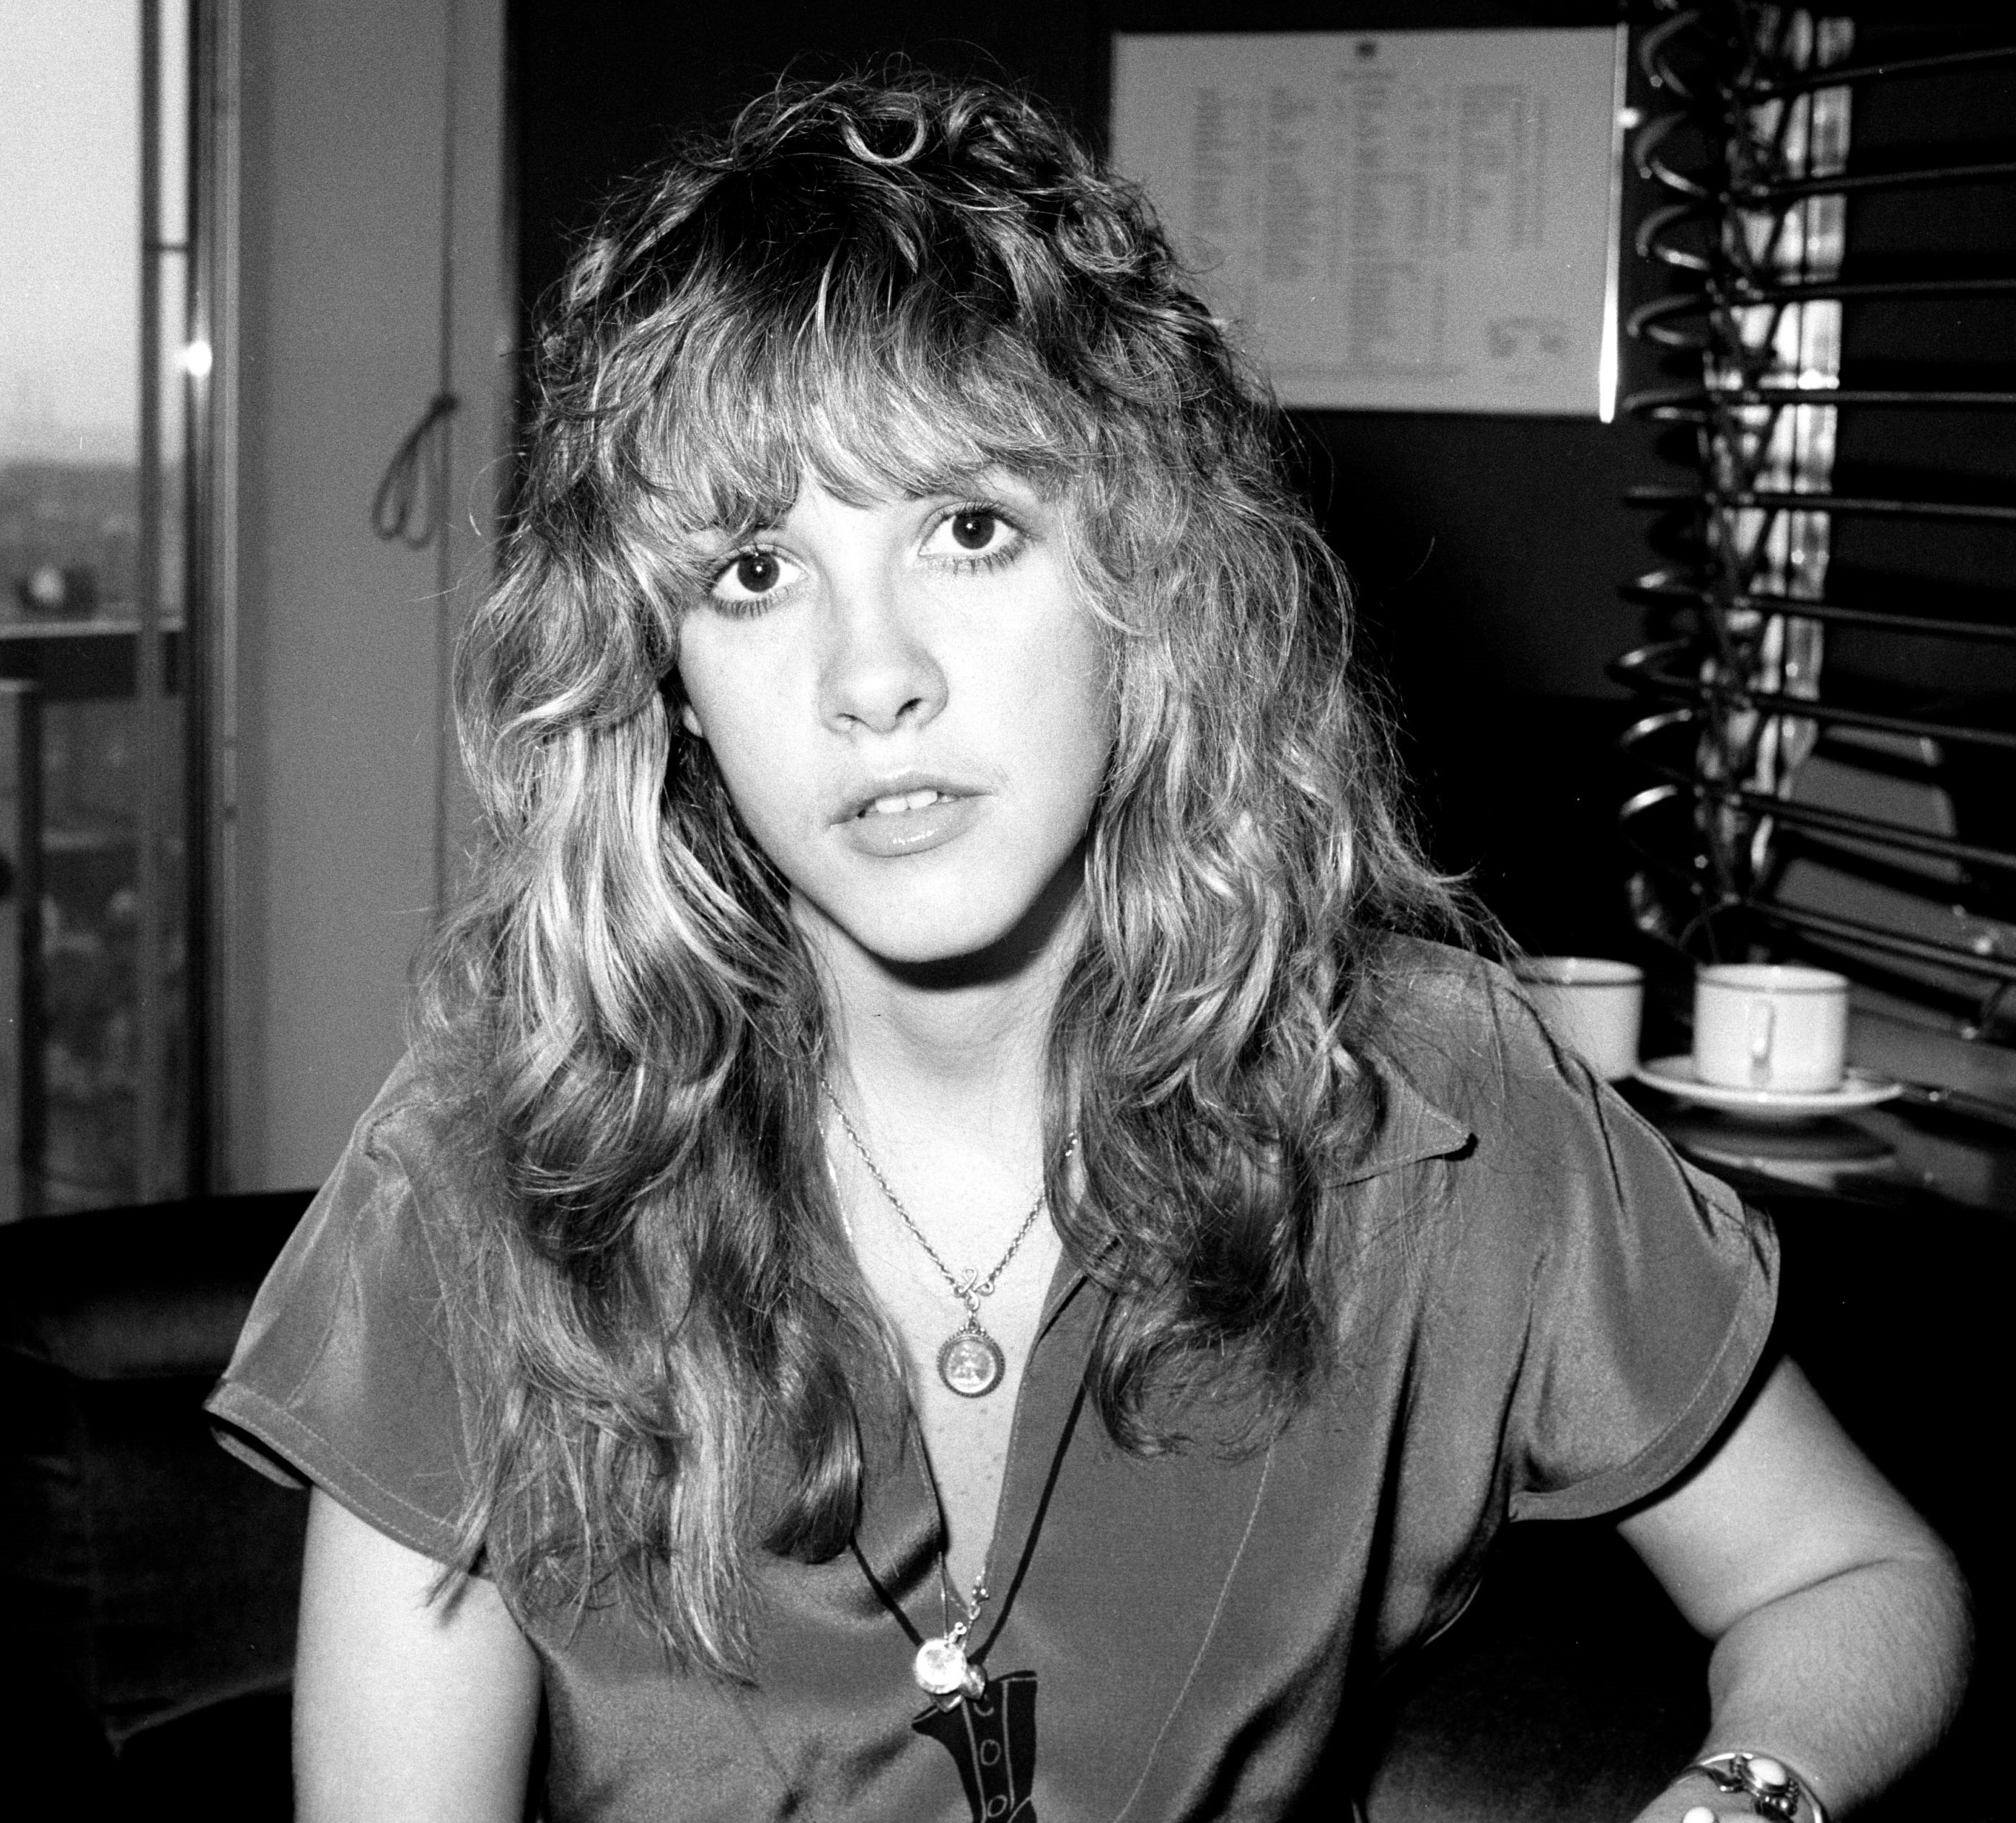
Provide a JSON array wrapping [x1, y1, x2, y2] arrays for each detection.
[[1, 1193, 312, 1821]]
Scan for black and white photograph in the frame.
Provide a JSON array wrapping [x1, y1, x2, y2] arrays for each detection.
[[2, 3, 2010, 1819]]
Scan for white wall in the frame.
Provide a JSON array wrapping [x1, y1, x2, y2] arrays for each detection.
[[229, 0, 509, 1190]]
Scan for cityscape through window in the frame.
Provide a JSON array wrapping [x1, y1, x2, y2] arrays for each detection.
[[1, 1, 195, 1216]]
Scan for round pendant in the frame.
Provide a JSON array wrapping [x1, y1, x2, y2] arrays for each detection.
[[937, 1325, 1006, 1398], [915, 1636, 986, 1702]]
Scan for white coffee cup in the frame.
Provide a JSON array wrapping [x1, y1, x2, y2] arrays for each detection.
[[1693, 964, 1848, 1092], [1515, 957, 1645, 1080]]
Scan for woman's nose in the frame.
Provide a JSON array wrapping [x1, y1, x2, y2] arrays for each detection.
[[816, 580, 947, 736]]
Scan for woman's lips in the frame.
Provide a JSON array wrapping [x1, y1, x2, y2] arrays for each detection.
[[836, 787, 984, 858]]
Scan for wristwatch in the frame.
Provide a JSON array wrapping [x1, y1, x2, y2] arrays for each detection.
[[1687, 1750, 1829, 1823]]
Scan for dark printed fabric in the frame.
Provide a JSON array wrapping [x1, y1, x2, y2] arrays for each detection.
[[205, 943, 1779, 1822], [915, 1672, 1039, 1823]]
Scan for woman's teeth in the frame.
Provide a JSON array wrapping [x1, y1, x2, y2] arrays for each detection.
[[865, 788, 945, 817]]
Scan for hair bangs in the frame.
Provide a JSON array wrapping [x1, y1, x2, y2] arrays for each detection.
[[617, 265, 1102, 557]]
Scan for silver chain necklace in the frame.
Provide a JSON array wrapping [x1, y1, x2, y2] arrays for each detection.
[[819, 1078, 1054, 1399]]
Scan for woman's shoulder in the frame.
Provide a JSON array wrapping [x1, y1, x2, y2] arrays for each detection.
[[1354, 934, 1753, 1239], [1361, 932, 1518, 1023], [254, 1051, 494, 1332], [327, 1047, 496, 1226], [346, 1044, 473, 1160], [1348, 934, 1749, 1228], [1355, 934, 1556, 1129]]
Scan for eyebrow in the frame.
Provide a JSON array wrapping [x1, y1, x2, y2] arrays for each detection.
[[696, 467, 1047, 542], [922, 464, 1041, 497], [692, 515, 782, 549]]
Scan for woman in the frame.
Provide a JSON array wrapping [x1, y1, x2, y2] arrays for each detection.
[[209, 74, 1967, 1823]]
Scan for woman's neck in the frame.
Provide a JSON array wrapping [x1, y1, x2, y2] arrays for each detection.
[[817, 928, 1063, 1149], [806, 889, 1086, 1193]]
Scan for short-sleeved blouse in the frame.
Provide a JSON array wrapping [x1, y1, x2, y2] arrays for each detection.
[[207, 944, 1777, 1822]]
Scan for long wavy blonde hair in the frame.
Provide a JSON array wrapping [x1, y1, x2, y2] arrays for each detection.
[[417, 71, 1482, 1676]]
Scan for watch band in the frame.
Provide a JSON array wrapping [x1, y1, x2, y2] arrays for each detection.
[[1688, 1750, 1829, 1823]]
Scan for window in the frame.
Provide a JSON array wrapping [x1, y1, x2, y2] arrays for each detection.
[[1, 0, 224, 1215]]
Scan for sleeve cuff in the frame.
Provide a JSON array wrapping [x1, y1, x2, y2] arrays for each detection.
[[1508, 1216, 1779, 1524], [206, 1377, 467, 1566]]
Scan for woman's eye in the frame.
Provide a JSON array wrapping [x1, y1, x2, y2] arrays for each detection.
[[710, 547, 791, 605], [925, 508, 1019, 561], [732, 552, 780, 592]]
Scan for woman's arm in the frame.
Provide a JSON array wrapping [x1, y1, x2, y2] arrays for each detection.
[[296, 1488, 543, 1823], [1616, 1356, 1971, 1821]]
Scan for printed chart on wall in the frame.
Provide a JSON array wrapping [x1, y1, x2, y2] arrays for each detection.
[[1111, 29, 1627, 416]]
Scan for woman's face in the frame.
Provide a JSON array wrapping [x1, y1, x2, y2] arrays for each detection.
[[675, 469, 1115, 976]]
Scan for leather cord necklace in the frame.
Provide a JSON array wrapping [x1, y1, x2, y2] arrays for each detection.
[[819, 1078, 1057, 1399]]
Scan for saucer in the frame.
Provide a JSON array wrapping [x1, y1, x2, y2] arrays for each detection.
[[1632, 1056, 1904, 1121]]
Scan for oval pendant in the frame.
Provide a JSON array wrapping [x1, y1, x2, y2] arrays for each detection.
[[937, 1324, 1006, 1398]]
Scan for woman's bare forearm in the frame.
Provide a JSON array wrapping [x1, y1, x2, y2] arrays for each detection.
[[1619, 1356, 1971, 1823], [1660, 1548, 1971, 1817]]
